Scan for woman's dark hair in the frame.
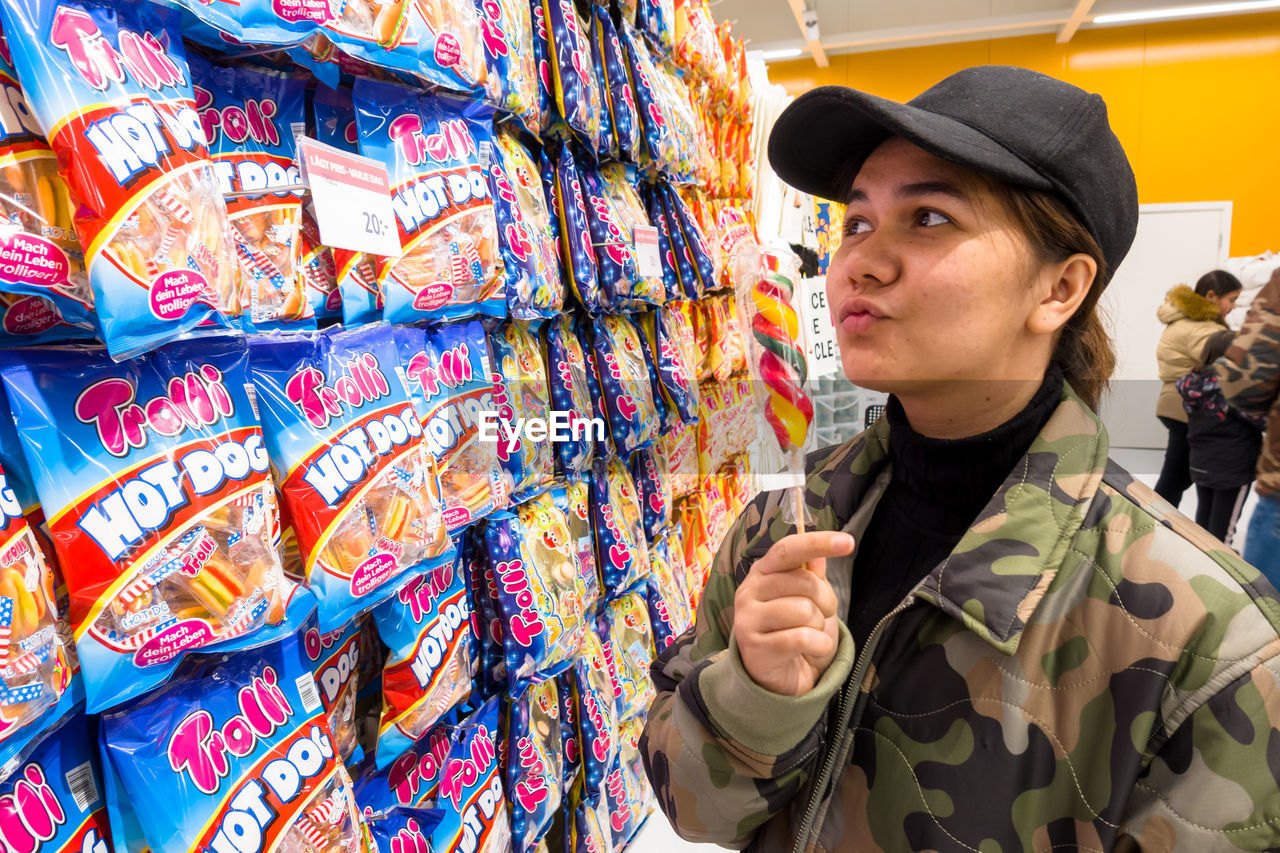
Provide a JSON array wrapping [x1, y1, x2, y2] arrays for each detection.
[[1195, 270, 1242, 298], [1200, 329, 1236, 368], [987, 183, 1114, 410]]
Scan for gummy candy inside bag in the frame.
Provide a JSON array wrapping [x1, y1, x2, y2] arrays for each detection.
[[490, 129, 563, 321], [490, 321, 554, 502], [604, 590, 655, 722], [590, 455, 650, 596], [505, 678, 561, 852], [191, 58, 313, 332], [476, 0, 540, 133], [431, 696, 511, 853], [543, 315, 601, 477], [398, 323, 507, 531], [571, 626, 618, 807], [0, 336, 297, 711], [304, 615, 364, 762], [588, 315, 659, 457], [249, 325, 452, 633], [101, 627, 365, 853], [482, 492, 586, 691], [373, 547, 475, 768], [354, 79, 504, 325], [1, 0, 238, 359]]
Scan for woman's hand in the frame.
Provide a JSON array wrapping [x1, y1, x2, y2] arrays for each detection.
[[733, 531, 855, 697]]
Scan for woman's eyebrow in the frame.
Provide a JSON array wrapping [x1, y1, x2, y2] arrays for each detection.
[[844, 181, 969, 206]]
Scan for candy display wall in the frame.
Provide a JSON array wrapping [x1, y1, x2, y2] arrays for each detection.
[[0, 0, 773, 850]]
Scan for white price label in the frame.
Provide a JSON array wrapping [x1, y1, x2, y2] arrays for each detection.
[[633, 225, 661, 278], [297, 137, 402, 257], [799, 276, 840, 378]]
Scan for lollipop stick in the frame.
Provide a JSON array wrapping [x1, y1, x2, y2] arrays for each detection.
[[788, 446, 807, 534]]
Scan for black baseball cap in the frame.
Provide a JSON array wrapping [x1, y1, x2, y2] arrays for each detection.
[[767, 65, 1139, 278]]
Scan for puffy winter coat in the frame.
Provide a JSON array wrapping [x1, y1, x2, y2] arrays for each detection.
[[642, 383, 1280, 853], [1177, 368, 1263, 489], [1156, 284, 1227, 422]]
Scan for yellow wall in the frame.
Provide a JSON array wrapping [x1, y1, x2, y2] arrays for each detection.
[[767, 13, 1280, 257]]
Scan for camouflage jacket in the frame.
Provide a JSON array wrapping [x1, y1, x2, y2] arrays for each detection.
[[641, 384, 1280, 852], [1217, 274, 1280, 497]]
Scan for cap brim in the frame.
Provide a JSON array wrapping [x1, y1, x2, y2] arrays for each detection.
[[767, 86, 1053, 202]]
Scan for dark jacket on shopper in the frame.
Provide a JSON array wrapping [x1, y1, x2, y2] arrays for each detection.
[[1177, 367, 1263, 489], [1156, 285, 1228, 422], [641, 382, 1280, 853], [1217, 272, 1280, 496]]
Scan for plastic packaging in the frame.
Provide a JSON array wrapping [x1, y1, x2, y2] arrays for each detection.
[[490, 129, 563, 320], [504, 678, 561, 852], [430, 696, 510, 853], [543, 315, 601, 477], [304, 615, 364, 762], [0, 0, 238, 359], [543, 0, 603, 149], [589, 455, 650, 596], [0, 336, 296, 711], [588, 315, 659, 457], [604, 591, 655, 722], [249, 325, 452, 632], [489, 321, 554, 503]]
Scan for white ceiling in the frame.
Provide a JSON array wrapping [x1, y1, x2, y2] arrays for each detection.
[[714, 0, 1280, 61]]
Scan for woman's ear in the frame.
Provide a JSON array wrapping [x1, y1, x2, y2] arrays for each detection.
[[1028, 253, 1097, 336]]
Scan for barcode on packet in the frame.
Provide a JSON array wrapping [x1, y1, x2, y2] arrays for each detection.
[[65, 760, 100, 811], [244, 383, 260, 420], [296, 672, 322, 714], [478, 140, 491, 168]]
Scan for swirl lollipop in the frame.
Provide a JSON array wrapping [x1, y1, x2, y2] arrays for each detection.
[[736, 248, 812, 524]]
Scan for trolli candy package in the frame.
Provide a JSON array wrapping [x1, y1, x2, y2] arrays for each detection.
[[489, 321, 554, 504], [475, 0, 539, 133], [640, 307, 699, 425], [588, 315, 659, 457], [646, 533, 691, 649], [604, 591, 654, 723], [543, 315, 600, 477], [571, 628, 617, 808], [576, 156, 647, 313], [303, 614, 364, 762], [0, 0, 239, 359], [637, 0, 676, 55], [397, 323, 506, 532], [556, 675, 578, 795], [373, 548, 475, 767], [431, 696, 510, 853], [354, 79, 504, 325], [353, 714, 455, 813], [0, 457, 74, 768], [249, 324, 452, 633], [620, 22, 680, 176], [0, 336, 297, 711], [588, 455, 650, 597], [101, 628, 367, 853], [190, 59, 312, 333], [528, 0, 557, 137], [592, 5, 639, 163], [504, 678, 561, 853], [546, 142, 600, 314], [0, 41, 96, 348], [629, 445, 672, 542], [542, 0, 602, 150], [298, 203, 341, 323], [0, 707, 113, 853], [549, 478, 600, 616], [490, 129, 562, 321], [599, 163, 663, 308], [365, 806, 443, 853], [482, 494, 586, 691]]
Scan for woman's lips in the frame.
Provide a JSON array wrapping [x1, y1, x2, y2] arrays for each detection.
[[837, 299, 885, 334]]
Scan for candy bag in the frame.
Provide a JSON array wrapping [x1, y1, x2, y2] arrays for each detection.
[[567, 773, 612, 853], [191, 58, 311, 334], [640, 184, 682, 302], [598, 163, 664, 309], [490, 129, 563, 321], [373, 549, 474, 767], [550, 478, 600, 614], [593, 4, 639, 162], [476, 0, 539, 133], [101, 628, 367, 853], [0, 707, 113, 853], [663, 184, 716, 296], [0, 42, 95, 348], [469, 537, 506, 697], [571, 628, 617, 807], [546, 143, 600, 313], [490, 321, 554, 503], [366, 806, 444, 853], [640, 307, 699, 426], [505, 678, 561, 852], [354, 715, 455, 813], [432, 697, 510, 853], [637, 0, 676, 56], [0, 0, 237, 359], [646, 534, 691, 649], [0, 337, 298, 711], [664, 422, 697, 497], [588, 315, 659, 457], [604, 592, 654, 722], [482, 494, 586, 690], [354, 80, 504, 324], [589, 455, 649, 596], [620, 23, 680, 175], [542, 0, 602, 149], [304, 615, 364, 762], [543, 315, 600, 477], [630, 446, 672, 542], [659, 189, 701, 301], [398, 323, 507, 531], [528, 0, 558, 136], [296, 202, 341, 323], [606, 717, 653, 850], [249, 325, 452, 632], [575, 155, 643, 313]]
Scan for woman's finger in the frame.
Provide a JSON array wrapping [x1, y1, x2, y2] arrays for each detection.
[[754, 532, 855, 577]]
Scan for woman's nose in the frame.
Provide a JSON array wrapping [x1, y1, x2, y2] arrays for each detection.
[[834, 231, 900, 290]]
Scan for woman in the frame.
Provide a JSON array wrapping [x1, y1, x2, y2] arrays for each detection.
[[1177, 330, 1262, 545], [1154, 270, 1242, 506], [641, 66, 1280, 853]]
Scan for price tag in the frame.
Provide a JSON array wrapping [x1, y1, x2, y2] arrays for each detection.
[[633, 225, 661, 278], [297, 137, 402, 257], [799, 276, 840, 378]]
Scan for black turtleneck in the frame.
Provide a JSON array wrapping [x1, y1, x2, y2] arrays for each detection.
[[847, 365, 1065, 649]]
